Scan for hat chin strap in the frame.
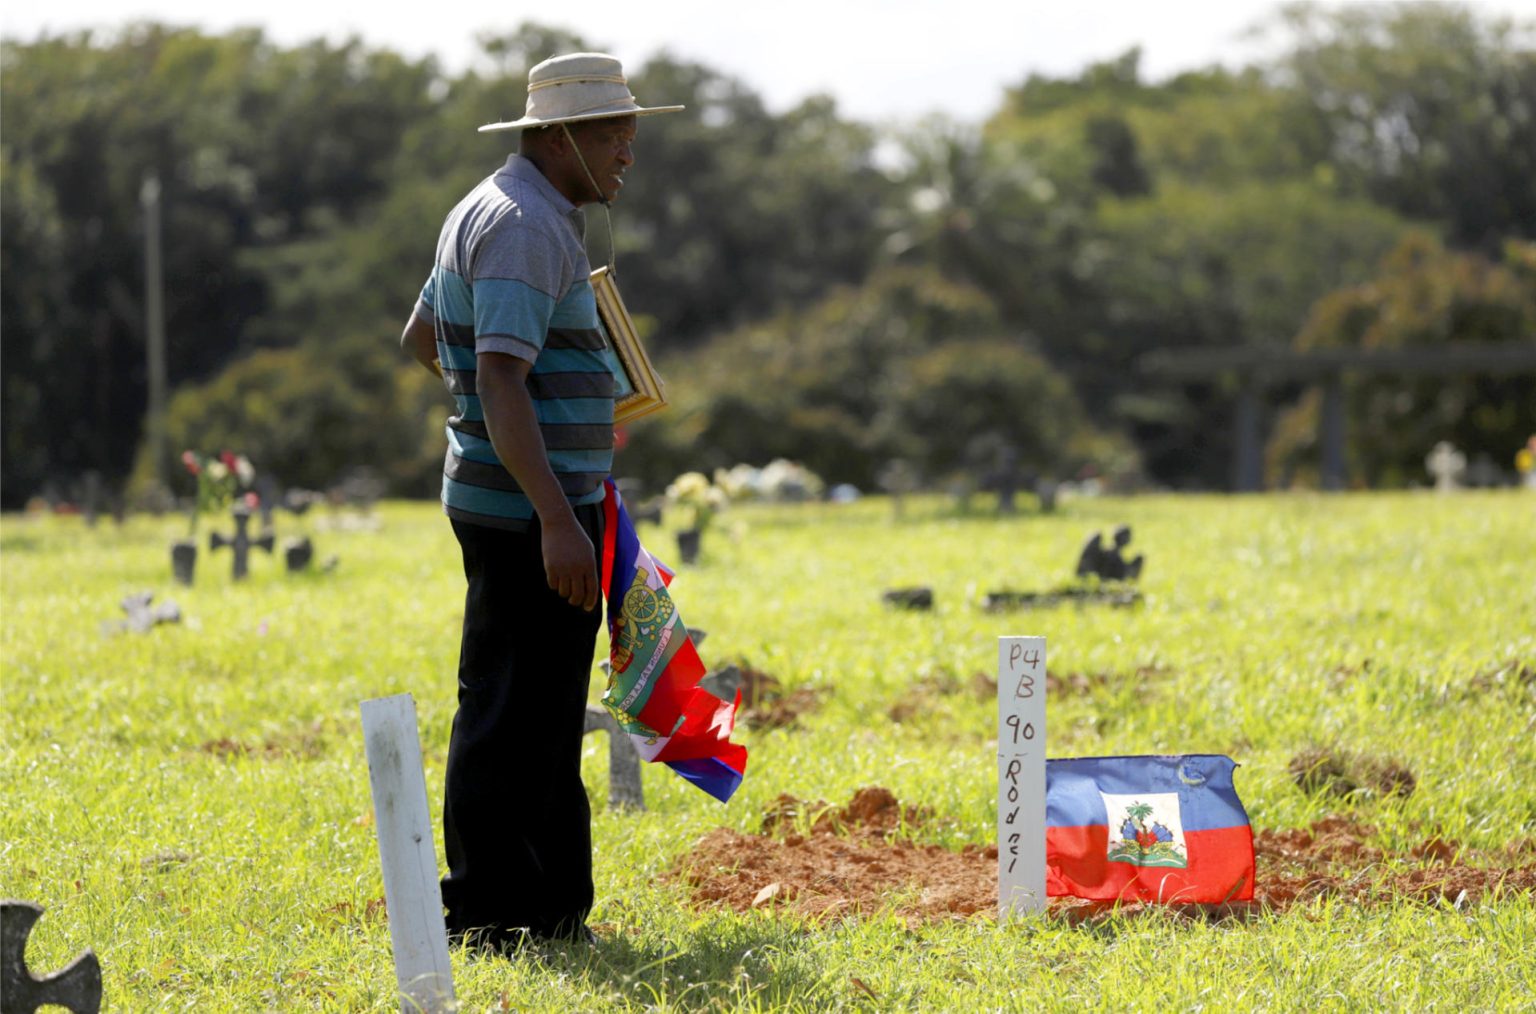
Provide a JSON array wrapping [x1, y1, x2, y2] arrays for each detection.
[[562, 124, 617, 275]]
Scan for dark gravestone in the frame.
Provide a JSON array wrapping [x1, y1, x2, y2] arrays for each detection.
[[282, 536, 314, 573], [253, 475, 279, 533], [1075, 525, 1144, 582], [0, 900, 102, 1014], [882, 587, 934, 610], [170, 540, 197, 586], [985, 446, 1021, 515], [208, 504, 275, 581], [282, 489, 324, 517], [675, 528, 702, 565], [699, 663, 743, 702]]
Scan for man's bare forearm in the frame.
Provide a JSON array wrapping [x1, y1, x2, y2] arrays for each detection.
[[401, 311, 442, 376], [476, 352, 577, 527]]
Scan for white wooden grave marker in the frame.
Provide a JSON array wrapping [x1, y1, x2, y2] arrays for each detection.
[[360, 694, 456, 1013], [997, 636, 1047, 916]]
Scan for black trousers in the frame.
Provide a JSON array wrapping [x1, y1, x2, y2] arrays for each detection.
[[440, 505, 604, 943]]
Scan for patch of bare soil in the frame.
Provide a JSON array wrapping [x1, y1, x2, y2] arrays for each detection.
[[195, 719, 330, 760], [734, 664, 825, 730], [1288, 746, 1417, 800], [668, 789, 1536, 927], [1467, 658, 1536, 696]]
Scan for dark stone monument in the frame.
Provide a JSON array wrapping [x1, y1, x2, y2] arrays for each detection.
[[882, 587, 934, 610], [208, 504, 275, 581], [985, 445, 1021, 515], [282, 536, 314, 573], [0, 900, 102, 1014], [282, 489, 324, 517], [675, 528, 701, 565], [170, 540, 197, 586], [1075, 525, 1144, 582], [699, 663, 744, 702]]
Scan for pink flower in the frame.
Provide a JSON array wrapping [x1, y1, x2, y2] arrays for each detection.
[[244, 491, 260, 509], [181, 450, 201, 476]]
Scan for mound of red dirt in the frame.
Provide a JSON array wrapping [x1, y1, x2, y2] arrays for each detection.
[[668, 788, 1536, 926]]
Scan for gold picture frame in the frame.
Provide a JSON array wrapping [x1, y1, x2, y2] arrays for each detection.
[[591, 266, 668, 425]]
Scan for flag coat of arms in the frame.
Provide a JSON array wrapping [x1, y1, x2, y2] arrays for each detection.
[[599, 480, 747, 802], [1046, 755, 1254, 903]]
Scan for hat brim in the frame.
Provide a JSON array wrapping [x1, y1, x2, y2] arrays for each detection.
[[478, 104, 685, 133]]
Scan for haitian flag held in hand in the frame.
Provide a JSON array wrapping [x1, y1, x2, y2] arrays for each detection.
[[599, 479, 748, 803], [1046, 755, 1254, 903]]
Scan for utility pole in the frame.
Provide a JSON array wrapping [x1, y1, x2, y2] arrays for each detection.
[[141, 174, 167, 487]]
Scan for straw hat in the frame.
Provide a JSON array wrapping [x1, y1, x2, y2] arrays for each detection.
[[478, 53, 684, 133]]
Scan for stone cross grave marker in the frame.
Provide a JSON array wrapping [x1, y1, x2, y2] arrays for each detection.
[[208, 503, 275, 580], [1425, 441, 1466, 493], [0, 899, 103, 1014], [997, 636, 1047, 917], [360, 695, 455, 1014], [102, 592, 181, 635], [582, 705, 645, 810]]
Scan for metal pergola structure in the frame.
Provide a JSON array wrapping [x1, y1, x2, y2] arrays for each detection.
[[1140, 343, 1536, 491]]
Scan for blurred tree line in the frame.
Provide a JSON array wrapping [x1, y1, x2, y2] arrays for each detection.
[[2, 3, 1532, 507]]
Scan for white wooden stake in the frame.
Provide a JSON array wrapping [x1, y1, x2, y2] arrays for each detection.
[[997, 636, 1047, 916], [361, 694, 456, 1013]]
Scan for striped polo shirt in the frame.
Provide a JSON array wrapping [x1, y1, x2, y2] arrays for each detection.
[[415, 154, 618, 531]]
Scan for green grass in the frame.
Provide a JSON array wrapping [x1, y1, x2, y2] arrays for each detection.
[[3, 492, 1533, 1011]]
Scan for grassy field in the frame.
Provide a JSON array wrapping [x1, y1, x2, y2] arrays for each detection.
[[2, 491, 1533, 1011]]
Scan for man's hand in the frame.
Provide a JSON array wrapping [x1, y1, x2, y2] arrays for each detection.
[[542, 513, 600, 611], [476, 351, 601, 611]]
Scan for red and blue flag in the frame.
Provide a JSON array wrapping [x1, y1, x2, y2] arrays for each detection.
[[599, 479, 747, 803], [1046, 754, 1254, 903]]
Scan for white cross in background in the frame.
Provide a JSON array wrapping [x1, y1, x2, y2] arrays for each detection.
[[1425, 441, 1466, 493]]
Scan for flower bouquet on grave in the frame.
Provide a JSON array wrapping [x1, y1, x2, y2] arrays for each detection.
[[171, 450, 254, 585], [663, 471, 730, 565]]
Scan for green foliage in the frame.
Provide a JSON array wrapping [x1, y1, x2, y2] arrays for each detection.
[[2, 493, 1533, 1008], [621, 267, 1126, 489], [0, 26, 437, 504], [1273, 2, 1536, 247], [1269, 233, 1536, 487], [4, 11, 1534, 504], [141, 346, 445, 496]]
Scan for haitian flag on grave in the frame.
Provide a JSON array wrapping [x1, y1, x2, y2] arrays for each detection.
[[1046, 755, 1254, 903], [598, 479, 747, 803]]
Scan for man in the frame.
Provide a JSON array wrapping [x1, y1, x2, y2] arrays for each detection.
[[399, 52, 682, 950]]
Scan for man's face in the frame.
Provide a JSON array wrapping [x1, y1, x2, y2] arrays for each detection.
[[568, 116, 638, 204]]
